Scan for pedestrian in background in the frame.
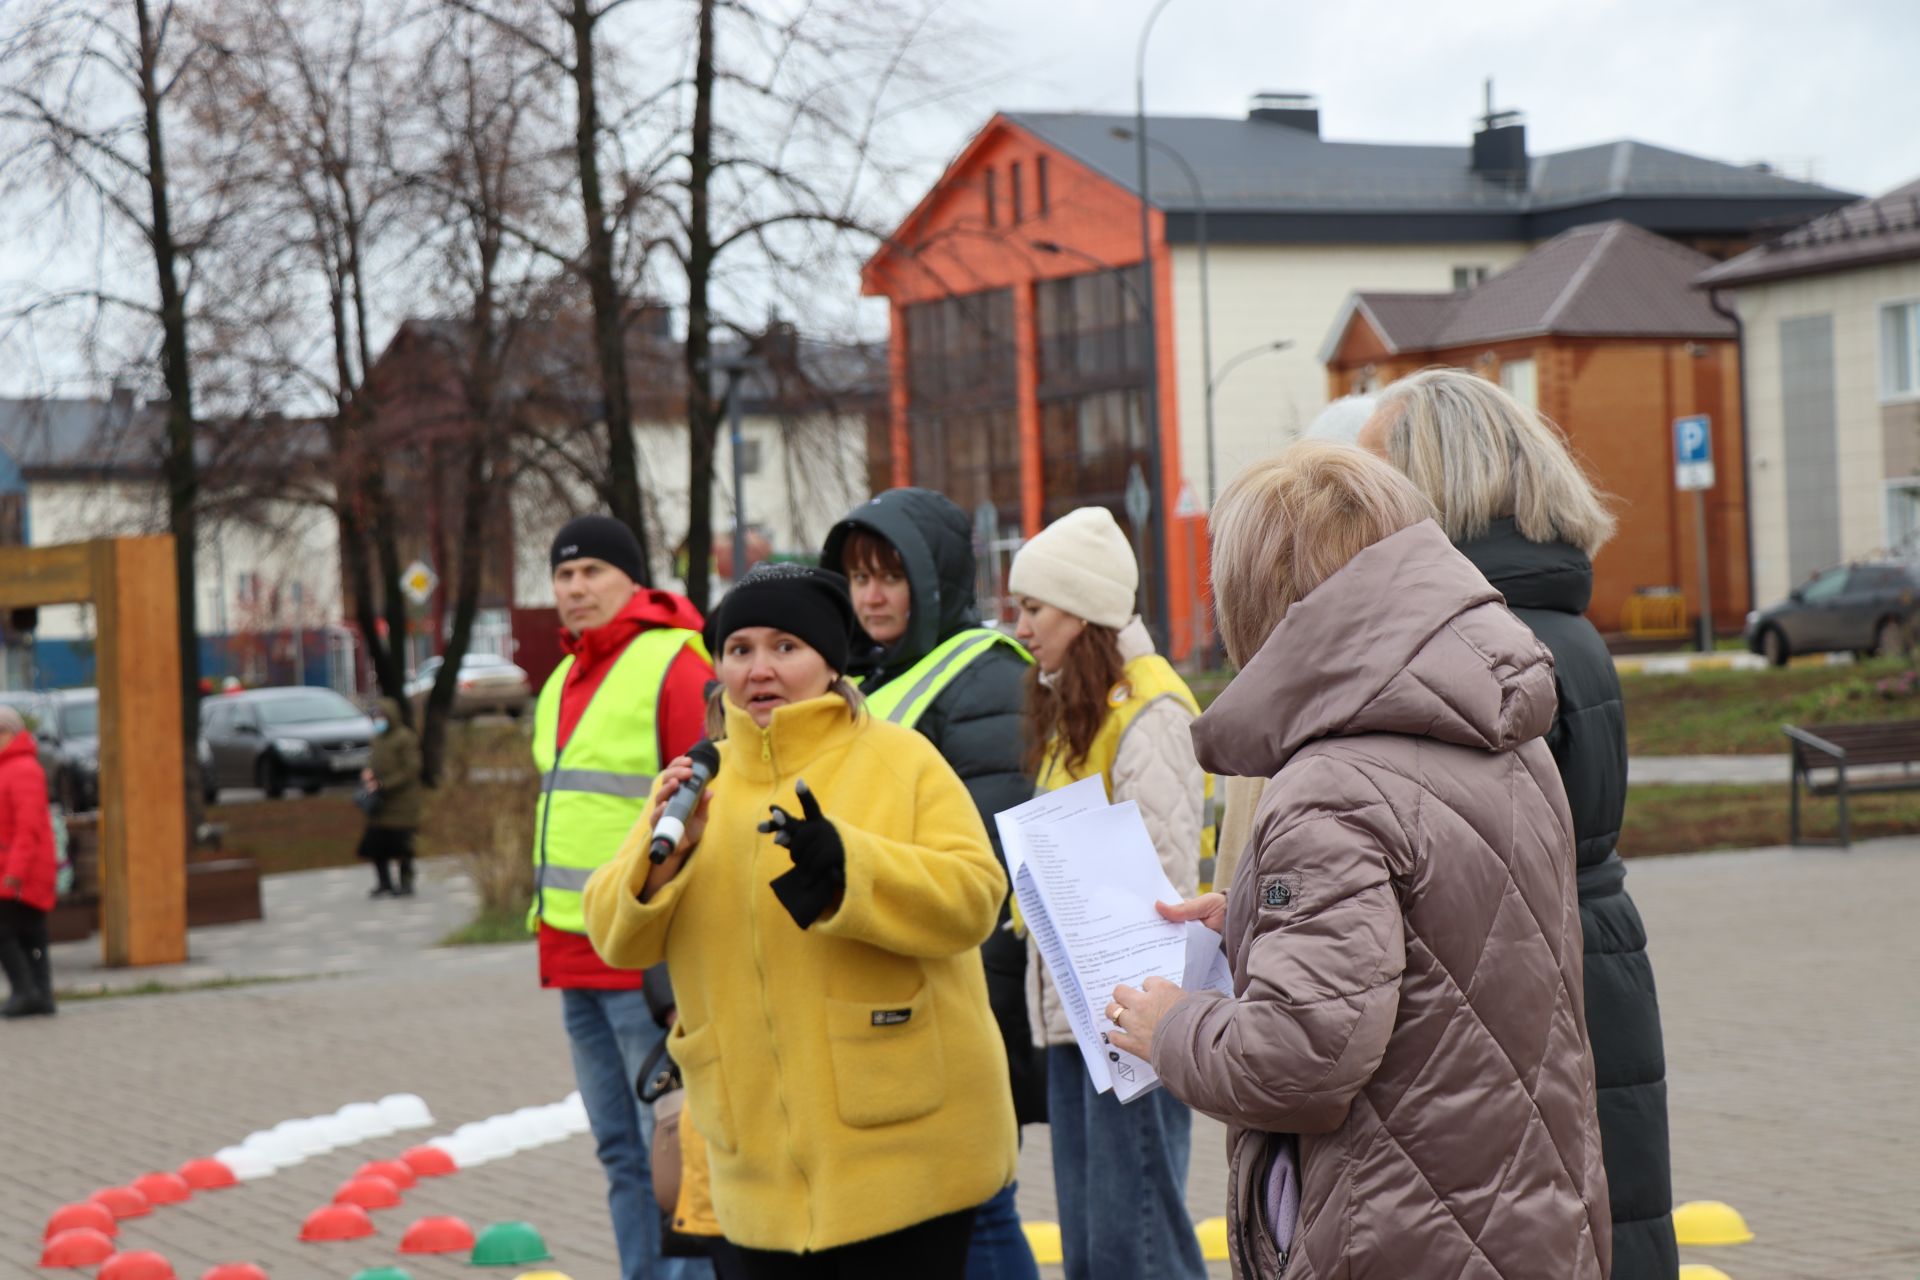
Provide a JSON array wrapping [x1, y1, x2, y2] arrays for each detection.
[[359, 696, 423, 898], [1360, 366, 1677, 1279], [1007, 507, 1208, 1280], [0, 705, 57, 1018], [821, 488, 1043, 1280], [584, 563, 1017, 1279], [1115, 443, 1610, 1278], [534, 515, 714, 1280]]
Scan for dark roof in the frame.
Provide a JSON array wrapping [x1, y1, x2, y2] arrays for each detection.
[[0, 395, 164, 475], [1696, 176, 1920, 288], [1327, 220, 1735, 359], [1004, 111, 1856, 242]]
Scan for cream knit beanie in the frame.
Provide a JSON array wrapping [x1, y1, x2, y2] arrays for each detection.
[[1009, 506, 1139, 629]]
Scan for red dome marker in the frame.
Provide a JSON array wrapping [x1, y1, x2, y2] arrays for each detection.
[[99, 1250, 178, 1280], [44, 1201, 118, 1241], [299, 1203, 377, 1243], [177, 1158, 239, 1191], [398, 1145, 457, 1177], [333, 1175, 403, 1210], [132, 1172, 193, 1206], [88, 1186, 153, 1220], [399, 1215, 475, 1254], [201, 1265, 270, 1280], [39, 1227, 116, 1268], [355, 1158, 417, 1189]]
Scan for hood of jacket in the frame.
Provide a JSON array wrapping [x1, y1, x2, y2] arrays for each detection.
[[1195, 520, 1558, 780], [1455, 516, 1594, 615], [821, 488, 980, 684]]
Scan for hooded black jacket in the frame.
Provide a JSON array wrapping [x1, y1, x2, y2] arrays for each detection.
[[822, 488, 1045, 1124], [1457, 518, 1678, 1280]]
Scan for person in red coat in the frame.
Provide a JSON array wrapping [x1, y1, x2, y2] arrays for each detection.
[[0, 705, 57, 1018]]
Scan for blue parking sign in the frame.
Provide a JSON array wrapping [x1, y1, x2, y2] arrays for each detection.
[[1674, 415, 1713, 490]]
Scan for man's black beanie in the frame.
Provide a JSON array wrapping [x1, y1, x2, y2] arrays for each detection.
[[551, 515, 645, 583], [711, 564, 854, 674]]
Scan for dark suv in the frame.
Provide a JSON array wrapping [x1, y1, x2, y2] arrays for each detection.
[[1744, 561, 1920, 666], [200, 687, 375, 800]]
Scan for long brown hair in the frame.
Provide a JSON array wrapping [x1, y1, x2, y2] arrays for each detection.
[[1023, 623, 1126, 779]]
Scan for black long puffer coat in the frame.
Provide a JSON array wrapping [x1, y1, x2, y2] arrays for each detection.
[[822, 487, 1046, 1125], [1457, 518, 1678, 1280]]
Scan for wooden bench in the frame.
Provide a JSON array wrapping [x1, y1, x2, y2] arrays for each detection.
[[1785, 720, 1920, 847]]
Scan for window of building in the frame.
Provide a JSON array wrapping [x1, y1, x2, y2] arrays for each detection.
[[903, 288, 1020, 532], [1886, 479, 1920, 556], [1883, 300, 1920, 399], [985, 168, 998, 227], [734, 436, 763, 476], [1036, 156, 1050, 217], [1452, 264, 1490, 291], [1035, 265, 1149, 390], [1011, 161, 1024, 224], [1499, 357, 1538, 409]]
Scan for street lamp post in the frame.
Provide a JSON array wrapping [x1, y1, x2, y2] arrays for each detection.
[[1130, 0, 1178, 640], [1111, 125, 1214, 509], [1208, 339, 1295, 403]]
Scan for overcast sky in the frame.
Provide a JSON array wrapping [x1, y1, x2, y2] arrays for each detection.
[[935, 0, 1917, 197]]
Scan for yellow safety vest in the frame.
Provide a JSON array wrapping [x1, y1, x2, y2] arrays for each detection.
[[856, 627, 1032, 730], [529, 627, 704, 934]]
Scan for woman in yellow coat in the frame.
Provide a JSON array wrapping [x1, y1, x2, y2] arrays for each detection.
[[583, 563, 1017, 1278]]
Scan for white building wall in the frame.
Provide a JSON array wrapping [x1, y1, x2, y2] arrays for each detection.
[[1165, 240, 1530, 505], [1732, 259, 1920, 606]]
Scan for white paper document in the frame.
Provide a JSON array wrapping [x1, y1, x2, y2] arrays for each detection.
[[997, 783, 1233, 1104]]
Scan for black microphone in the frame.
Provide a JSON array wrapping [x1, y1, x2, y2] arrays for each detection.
[[649, 740, 721, 864]]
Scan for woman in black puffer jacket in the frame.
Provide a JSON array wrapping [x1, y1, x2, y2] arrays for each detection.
[[1362, 368, 1678, 1280]]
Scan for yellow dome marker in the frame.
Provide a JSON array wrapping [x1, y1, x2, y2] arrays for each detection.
[[1672, 1200, 1755, 1246], [1678, 1266, 1734, 1280], [513, 1273, 575, 1280], [1023, 1221, 1062, 1265], [1195, 1216, 1230, 1261]]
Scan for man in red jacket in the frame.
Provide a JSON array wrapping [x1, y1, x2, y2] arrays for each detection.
[[0, 705, 58, 1018], [531, 516, 712, 1280]]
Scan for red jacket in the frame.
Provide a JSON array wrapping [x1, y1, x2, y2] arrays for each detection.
[[0, 733, 57, 913], [540, 588, 713, 989]]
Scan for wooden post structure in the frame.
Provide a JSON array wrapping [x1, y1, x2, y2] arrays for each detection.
[[0, 536, 187, 966]]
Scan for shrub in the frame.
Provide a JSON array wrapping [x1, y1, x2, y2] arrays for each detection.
[[425, 721, 538, 926]]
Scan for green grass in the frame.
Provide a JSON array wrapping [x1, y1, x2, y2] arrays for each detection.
[[440, 904, 535, 947], [1623, 781, 1920, 855], [56, 974, 313, 1002], [1622, 657, 1920, 756]]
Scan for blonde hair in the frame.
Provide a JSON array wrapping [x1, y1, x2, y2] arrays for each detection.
[[704, 678, 865, 740], [1211, 441, 1435, 668], [1371, 367, 1616, 556]]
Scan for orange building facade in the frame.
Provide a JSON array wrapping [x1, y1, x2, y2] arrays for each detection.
[[862, 118, 1209, 657]]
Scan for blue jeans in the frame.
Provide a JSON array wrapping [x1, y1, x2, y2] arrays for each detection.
[[563, 988, 714, 1280], [965, 1180, 1040, 1280], [1046, 1045, 1205, 1280]]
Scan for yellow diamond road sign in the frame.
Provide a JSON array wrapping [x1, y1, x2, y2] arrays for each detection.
[[401, 560, 438, 605]]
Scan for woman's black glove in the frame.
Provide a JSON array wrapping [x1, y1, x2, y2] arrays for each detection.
[[760, 779, 845, 929]]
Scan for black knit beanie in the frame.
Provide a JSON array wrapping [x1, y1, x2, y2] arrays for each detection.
[[550, 515, 645, 583], [711, 564, 854, 675]]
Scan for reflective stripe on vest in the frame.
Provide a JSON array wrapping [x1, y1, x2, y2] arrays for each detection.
[[529, 626, 703, 933], [858, 628, 1032, 730]]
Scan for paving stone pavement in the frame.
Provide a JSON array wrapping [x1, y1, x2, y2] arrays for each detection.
[[4, 840, 1916, 1279]]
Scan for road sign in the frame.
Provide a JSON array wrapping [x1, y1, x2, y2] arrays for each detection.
[[1674, 415, 1714, 490], [1124, 463, 1152, 528], [400, 560, 438, 606], [1173, 482, 1205, 519]]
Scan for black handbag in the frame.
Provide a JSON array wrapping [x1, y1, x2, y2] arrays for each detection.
[[352, 781, 384, 816]]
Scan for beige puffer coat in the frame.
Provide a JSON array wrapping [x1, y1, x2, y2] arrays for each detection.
[[1153, 520, 1610, 1279]]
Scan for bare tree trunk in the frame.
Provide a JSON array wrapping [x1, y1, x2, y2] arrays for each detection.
[[567, 0, 649, 574], [133, 0, 203, 823], [682, 0, 720, 614]]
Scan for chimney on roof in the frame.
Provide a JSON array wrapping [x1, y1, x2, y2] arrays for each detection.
[[1248, 91, 1320, 137], [1471, 77, 1527, 187]]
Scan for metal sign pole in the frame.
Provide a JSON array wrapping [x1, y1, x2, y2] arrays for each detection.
[[1695, 490, 1713, 653]]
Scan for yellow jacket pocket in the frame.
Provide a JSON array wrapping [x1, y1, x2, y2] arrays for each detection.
[[826, 982, 945, 1128], [669, 1019, 737, 1154]]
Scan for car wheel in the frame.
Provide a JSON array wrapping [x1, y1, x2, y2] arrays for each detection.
[[1761, 627, 1790, 667], [258, 756, 287, 800], [1875, 617, 1910, 658]]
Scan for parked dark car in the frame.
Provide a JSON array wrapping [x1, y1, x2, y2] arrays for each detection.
[[200, 686, 375, 801], [1745, 560, 1920, 666], [34, 689, 100, 813]]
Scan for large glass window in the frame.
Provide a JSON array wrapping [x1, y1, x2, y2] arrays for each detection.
[[904, 289, 1019, 532], [1883, 301, 1920, 399], [1036, 265, 1149, 392]]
